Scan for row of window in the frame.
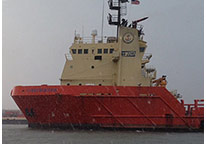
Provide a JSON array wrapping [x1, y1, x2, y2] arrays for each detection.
[[72, 48, 114, 54], [71, 48, 145, 54]]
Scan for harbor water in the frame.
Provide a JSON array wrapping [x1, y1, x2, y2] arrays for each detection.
[[3, 124, 204, 144]]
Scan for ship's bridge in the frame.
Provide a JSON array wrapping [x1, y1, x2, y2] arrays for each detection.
[[61, 26, 156, 86]]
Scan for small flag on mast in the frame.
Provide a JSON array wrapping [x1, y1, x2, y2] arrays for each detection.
[[131, 0, 140, 5]]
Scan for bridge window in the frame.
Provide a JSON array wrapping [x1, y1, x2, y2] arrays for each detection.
[[140, 47, 145, 52], [97, 49, 102, 54], [94, 56, 102, 60], [78, 49, 82, 54], [110, 48, 114, 54], [84, 49, 88, 54], [72, 49, 76, 54], [104, 49, 108, 54]]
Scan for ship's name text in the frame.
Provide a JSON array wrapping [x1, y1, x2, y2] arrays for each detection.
[[27, 88, 57, 93]]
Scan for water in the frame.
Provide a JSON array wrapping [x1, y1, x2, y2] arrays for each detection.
[[3, 125, 204, 144]]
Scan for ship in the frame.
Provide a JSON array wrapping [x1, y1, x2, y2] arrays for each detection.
[[11, 0, 204, 131]]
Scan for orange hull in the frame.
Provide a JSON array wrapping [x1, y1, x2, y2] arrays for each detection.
[[11, 85, 204, 131]]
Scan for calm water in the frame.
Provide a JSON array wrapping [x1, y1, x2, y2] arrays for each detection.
[[3, 124, 204, 144]]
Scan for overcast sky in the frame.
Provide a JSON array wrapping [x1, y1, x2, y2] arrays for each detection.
[[3, 0, 203, 109]]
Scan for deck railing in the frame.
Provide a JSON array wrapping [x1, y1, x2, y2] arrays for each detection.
[[181, 99, 204, 116], [74, 36, 117, 44]]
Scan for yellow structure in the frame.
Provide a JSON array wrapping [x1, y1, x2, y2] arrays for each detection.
[[60, 26, 156, 86]]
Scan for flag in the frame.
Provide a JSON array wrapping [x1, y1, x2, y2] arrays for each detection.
[[131, 0, 140, 5]]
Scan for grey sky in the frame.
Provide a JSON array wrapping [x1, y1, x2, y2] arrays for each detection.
[[3, 0, 203, 109]]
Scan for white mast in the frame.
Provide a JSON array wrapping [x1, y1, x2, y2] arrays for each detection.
[[101, 0, 105, 42]]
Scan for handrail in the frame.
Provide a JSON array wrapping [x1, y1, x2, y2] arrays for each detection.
[[184, 99, 204, 108], [74, 36, 116, 44]]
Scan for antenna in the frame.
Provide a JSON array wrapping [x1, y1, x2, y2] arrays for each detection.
[[101, 0, 105, 42], [82, 26, 84, 41]]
